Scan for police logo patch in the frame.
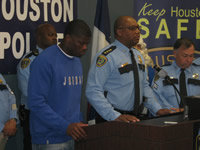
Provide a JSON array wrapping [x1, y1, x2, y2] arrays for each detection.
[[21, 58, 31, 69], [0, 79, 2, 84], [96, 55, 107, 67]]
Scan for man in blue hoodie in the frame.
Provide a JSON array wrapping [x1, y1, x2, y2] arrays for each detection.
[[28, 19, 91, 150]]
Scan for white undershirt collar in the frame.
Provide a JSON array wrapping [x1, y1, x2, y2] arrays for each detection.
[[57, 45, 74, 58]]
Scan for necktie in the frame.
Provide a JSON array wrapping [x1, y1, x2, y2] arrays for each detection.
[[179, 68, 187, 107], [129, 50, 140, 116]]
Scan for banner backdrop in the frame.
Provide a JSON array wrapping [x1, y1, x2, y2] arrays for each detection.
[[0, 0, 77, 74], [134, 0, 200, 67]]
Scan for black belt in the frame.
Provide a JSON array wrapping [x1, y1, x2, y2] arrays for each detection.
[[114, 108, 136, 116]]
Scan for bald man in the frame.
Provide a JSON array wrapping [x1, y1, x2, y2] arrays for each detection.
[[17, 23, 57, 150], [86, 16, 172, 123]]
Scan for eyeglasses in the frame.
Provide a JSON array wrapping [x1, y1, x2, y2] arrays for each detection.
[[118, 26, 141, 31]]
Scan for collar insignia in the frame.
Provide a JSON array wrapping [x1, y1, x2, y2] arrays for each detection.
[[192, 73, 199, 79], [138, 55, 143, 64]]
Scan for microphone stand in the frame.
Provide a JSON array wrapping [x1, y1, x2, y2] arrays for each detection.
[[166, 77, 189, 120], [154, 65, 188, 120]]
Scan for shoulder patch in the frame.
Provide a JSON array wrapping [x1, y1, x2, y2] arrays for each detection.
[[0, 79, 3, 84], [21, 58, 31, 69], [96, 55, 107, 67], [102, 46, 116, 56]]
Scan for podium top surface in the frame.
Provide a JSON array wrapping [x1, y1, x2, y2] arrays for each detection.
[[138, 113, 186, 126]]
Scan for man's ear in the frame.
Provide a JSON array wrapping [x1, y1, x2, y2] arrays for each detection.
[[173, 50, 177, 58], [116, 29, 122, 37]]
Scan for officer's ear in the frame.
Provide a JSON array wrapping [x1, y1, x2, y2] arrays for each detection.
[[116, 28, 123, 37], [173, 50, 177, 59]]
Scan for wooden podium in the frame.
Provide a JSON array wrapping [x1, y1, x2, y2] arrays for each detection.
[[75, 114, 199, 150]]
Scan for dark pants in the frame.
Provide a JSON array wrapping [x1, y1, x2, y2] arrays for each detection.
[[22, 109, 32, 150]]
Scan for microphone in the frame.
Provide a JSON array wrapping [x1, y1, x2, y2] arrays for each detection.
[[153, 65, 169, 79]]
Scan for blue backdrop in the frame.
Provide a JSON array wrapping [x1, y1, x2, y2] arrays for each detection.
[[0, 0, 77, 74], [134, 0, 200, 66]]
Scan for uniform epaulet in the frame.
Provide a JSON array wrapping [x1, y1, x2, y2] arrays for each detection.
[[20, 49, 39, 69], [0, 79, 7, 91], [101, 46, 116, 56], [25, 49, 39, 58], [192, 63, 200, 66]]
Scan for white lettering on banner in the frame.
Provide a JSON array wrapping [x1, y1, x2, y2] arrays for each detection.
[[51, 0, 62, 22], [0, 32, 30, 59], [2, 0, 14, 20], [16, 0, 28, 21], [29, 0, 40, 21], [0, 32, 11, 59], [1, 0, 74, 22], [40, 0, 51, 21], [0, 32, 63, 60], [12, 32, 25, 59], [63, 0, 73, 22]]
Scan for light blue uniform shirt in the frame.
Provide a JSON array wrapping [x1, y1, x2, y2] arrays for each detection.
[[17, 46, 43, 109], [0, 74, 18, 132], [193, 57, 200, 65], [152, 61, 200, 109], [86, 40, 161, 121]]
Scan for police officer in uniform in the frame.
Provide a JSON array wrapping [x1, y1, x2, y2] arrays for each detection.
[[86, 16, 172, 123], [152, 38, 200, 149], [152, 38, 200, 111], [0, 74, 18, 150], [17, 23, 57, 150]]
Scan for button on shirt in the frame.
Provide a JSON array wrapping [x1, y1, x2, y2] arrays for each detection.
[[86, 40, 161, 121], [17, 46, 43, 109], [0, 74, 18, 132], [152, 62, 200, 109]]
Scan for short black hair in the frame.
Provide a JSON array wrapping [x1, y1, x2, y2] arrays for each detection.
[[174, 37, 195, 50], [64, 19, 91, 38]]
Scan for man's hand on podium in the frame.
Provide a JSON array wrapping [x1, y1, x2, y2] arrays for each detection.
[[156, 109, 174, 116], [66, 122, 88, 141], [170, 107, 184, 112], [115, 114, 140, 123]]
